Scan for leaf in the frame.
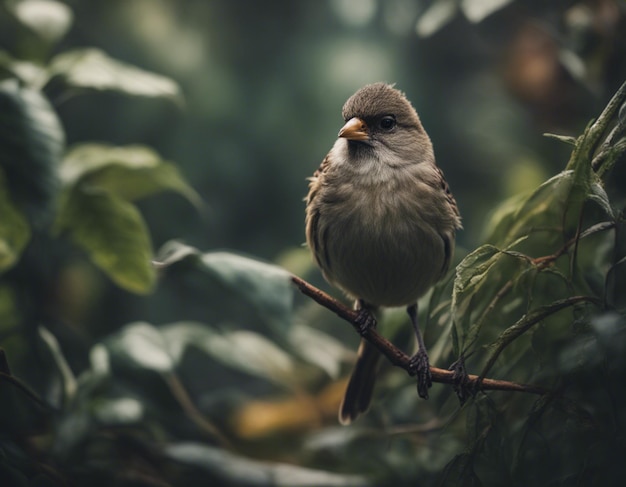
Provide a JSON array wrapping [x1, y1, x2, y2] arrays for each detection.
[[451, 240, 530, 353], [287, 323, 346, 379], [543, 133, 577, 146], [587, 181, 614, 218], [8, 0, 73, 46], [55, 187, 155, 294], [479, 296, 594, 380], [61, 143, 201, 207], [161, 321, 298, 386], [93, 397, 144, 425], [47, 48, 183, 103], [416, 0, 458, 37], [0, 168, 30, 272], [156, 241, 294, 335], [165, 442, 373, 486], [484, 171, 577, 248], [461, 0, 514, 23], [108, 322, 175, 372], [0, 78, 63, 227], [38, 326, 77, 405]]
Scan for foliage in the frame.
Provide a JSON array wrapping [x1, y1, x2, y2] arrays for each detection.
[[1, 1, 626, 487]]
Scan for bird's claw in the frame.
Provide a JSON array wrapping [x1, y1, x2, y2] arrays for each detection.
[[449, 356, 473, 404], [409, 350, 432, 399], [354, 308, 377, 336]]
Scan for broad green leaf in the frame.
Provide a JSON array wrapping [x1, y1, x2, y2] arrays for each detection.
[[8, 0, 73, 46], [0, 168, 30, 272], [156, 241, 294, 335], [61, 143, 201, 207], [55, 187, 155, 294], [165, 442, 372, 487], [161, 321, 298, 386], [108, 322, 175, 372], [0, 79, 63, 228], [47, 48, 183, 102]]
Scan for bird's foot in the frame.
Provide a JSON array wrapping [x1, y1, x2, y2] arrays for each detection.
[[409, 349, 432, 399], [354, 307, 377, 336], [449, 356, 473, 404]]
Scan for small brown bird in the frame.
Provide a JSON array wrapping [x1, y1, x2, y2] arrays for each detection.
[[305, 83, 461, 424]]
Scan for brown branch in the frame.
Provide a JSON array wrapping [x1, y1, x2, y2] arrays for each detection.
[[291, 275, 548, 396]]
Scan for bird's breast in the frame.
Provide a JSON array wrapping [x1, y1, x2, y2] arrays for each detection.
[[318, 174, 447, 307]]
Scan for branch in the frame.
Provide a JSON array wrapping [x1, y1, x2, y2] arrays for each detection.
[[291, 275, 548, 396]]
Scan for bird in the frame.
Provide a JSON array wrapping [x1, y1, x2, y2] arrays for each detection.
[[305, 82, 462, 424]]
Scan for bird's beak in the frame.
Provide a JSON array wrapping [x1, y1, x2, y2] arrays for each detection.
[[338, 117, 369, 141]]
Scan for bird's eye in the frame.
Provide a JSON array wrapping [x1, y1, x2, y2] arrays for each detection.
[[379, 116, 396, 130]]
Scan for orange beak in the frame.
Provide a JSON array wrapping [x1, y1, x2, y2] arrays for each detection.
[[338, 117, 369, 141]]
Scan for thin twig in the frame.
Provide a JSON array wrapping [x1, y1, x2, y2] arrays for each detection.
[[291, 275, 549, 396]]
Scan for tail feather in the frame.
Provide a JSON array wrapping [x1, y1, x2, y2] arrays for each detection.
[[339, 339, 381, 425]]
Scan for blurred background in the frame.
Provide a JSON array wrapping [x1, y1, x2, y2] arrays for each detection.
[[1, 0, 626, 485], [56, 0, 622, 253], [36, 0, 625, 329]]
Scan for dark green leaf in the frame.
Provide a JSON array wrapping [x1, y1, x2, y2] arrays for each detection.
[[55, 187, 155, 294], [0, 168, 30, 272], [161, 321, 298, 385], [156, 241, 294, 335], [0, 78, 63, 227]]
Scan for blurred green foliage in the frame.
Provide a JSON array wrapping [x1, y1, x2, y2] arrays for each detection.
[[1, 0, 626, 486]]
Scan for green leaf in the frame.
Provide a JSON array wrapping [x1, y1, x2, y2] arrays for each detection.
[[479, 296, 595, 380], [8, 0, 73, 47], [451, 240, 530, 353], [108, 322, 175, 372], [161, 321, 298, 386], [0, 78, 63, 227], [416, 0, 458, 37], [55, 187, 155, 294], [587, 181, 614, 218], [47, 48, 183, 102], [61, 143, 201, 207], [485, 170, 577, 248], [0, 168, 30, 272], [286, 323, 346, 379], [156, 241, 294, 335], [38, 326, 77, 405], [461, 0, 514, 23]]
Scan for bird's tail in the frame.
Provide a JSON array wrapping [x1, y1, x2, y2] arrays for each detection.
[[339, 338, 381, 425]]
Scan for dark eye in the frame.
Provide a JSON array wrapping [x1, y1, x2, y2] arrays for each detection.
[[379, 115, 396, 130]]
